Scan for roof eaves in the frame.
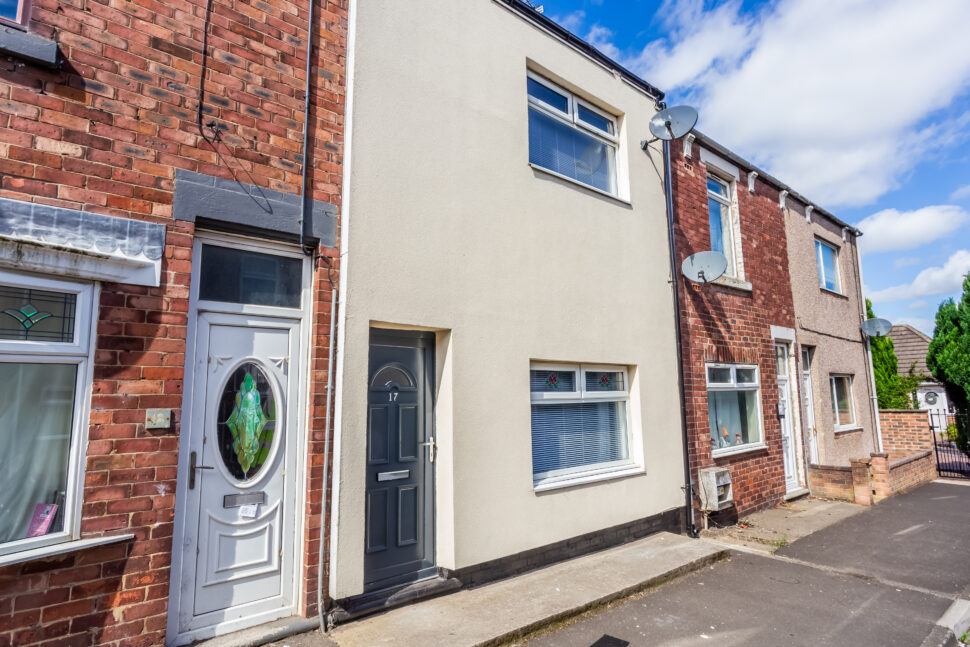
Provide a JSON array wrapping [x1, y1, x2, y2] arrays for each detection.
[[494, 0, 665, 104], [691, 130, 862, 237]]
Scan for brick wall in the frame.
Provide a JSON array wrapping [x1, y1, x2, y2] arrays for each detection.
[[817, 451, 938, 506], [0, 0, 346, 644], [880, 409, 934, 460], [672, 142, 797, 516], [806, 464, 854, 501]]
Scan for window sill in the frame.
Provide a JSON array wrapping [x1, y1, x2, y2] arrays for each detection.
[[834, 426, 863, 436], [820, 287, 848, 299], [712, 275, 753, 292], [528, 163, 631, 206], [712, 442, 767, 459], [534, 463, 644, 493], [0, 25, 59, 68], [0, 534, 134, 568]]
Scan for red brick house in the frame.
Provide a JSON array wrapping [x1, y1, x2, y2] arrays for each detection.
[[671, 132, 807, 518], [0, 0, 346, 644]]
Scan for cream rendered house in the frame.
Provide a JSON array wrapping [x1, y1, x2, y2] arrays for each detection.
[[329, 0, 688, 613]]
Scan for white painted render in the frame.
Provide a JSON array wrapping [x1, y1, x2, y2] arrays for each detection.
[[331, 0, 685, 598]]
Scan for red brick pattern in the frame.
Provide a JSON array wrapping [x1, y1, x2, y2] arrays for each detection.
[[0, 0, 346, 643], [672, 144, 796, 516], [879, 409, 935, 460], [823, 451, 937, 506], [806, 464, 853, 501]]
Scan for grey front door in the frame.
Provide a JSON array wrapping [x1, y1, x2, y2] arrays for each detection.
[[364, 330, 436, 591]]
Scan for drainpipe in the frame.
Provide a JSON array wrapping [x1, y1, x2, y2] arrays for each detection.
[[316, 272, 337, 630], [854, 235, 883, 453], [298, 0, 317, 255], [663, 138, 698, 538]]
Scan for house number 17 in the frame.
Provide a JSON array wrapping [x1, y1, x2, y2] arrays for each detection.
[[388, 392, 399, 402]]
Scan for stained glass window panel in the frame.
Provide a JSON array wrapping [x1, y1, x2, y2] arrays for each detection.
[[217, 363, 277, 481], [0, 285, 76, 343]]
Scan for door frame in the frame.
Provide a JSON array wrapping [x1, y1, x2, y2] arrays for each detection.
[[800, 347, 820, 465], [364, 328, 437, 592], [775, 341, 801, 493], [167, 231, 314, 646]]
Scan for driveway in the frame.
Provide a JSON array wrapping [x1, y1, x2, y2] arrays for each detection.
[[517, 481, 970, 647]]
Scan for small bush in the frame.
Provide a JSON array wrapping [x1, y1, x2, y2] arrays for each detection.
[[947, 423, 960, 443]]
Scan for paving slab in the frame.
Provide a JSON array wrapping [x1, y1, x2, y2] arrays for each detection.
[[323, 532, 726, 647], [701, 496, 865, 553]]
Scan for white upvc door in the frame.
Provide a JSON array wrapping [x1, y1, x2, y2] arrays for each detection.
[[801, 348, 819, 464], [168, 234, 310, 646], [776, 343, 799, 493]]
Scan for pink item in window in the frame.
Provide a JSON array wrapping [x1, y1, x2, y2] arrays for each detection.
[[26, 504, 58, 537]]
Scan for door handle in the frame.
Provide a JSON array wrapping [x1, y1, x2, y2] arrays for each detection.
[[189, 451, 215, 490], [419, 437, 436, 463]]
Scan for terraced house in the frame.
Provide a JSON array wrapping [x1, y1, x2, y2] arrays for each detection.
[[0, 0, 346, 644]]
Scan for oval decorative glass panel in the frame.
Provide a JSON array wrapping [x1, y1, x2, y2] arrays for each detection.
[[217, 363, 277, 481]]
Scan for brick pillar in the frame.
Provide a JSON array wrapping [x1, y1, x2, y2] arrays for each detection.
[[850, 458, 873, 506], [870, 453, 891, 503]]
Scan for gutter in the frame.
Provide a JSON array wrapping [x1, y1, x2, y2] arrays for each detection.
[[663, 138, 699, 538]]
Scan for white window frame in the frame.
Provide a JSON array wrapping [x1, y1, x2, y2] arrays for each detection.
[[526, 71, 621, 198], [0, 269, 98, 558], [706, 171, 742, 280], [815, 238, 842, 294], [529, 362, 641, 490], [706, 363, 766, 457], [0, 0, 30, 30], [830, 374, 856, 430]]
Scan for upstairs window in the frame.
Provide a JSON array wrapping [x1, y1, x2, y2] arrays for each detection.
[[0, 0, 30, 29], [815, 239, 841, 293], [527, 72, 618, 196], [707, 174, 738, 278]]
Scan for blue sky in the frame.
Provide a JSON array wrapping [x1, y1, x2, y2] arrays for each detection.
[[539, 0, 970, 335]]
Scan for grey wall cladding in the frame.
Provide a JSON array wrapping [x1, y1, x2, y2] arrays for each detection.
[[173, 169, 337, 247]]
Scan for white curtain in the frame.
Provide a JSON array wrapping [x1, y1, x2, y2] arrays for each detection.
[[0, 363, 76, 543]]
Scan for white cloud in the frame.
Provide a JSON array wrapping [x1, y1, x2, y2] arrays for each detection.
[[595, 0, 970, 207], [951, 184, 970, 201], [868, 249, 970, 302], [856, 205, 969, 254], [550, 9, 585, 34], [907, 300, 928, 310], [894, 256, 921, 269]]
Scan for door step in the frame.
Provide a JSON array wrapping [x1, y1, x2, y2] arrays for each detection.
[[330, 576, 462, 625], [784, 487, 811, 501], [190, 616, 319, 647]]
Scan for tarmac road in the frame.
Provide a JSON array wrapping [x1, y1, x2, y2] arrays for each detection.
[[520, 481, 970, 647]]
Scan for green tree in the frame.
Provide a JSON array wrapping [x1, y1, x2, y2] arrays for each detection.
[[927, 274, 970, 451], [867, 299, 923, 409]]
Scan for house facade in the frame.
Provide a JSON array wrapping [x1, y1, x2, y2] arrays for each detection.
[[0, 0, 346, 645], [783, 184, 878, 468], [329, 0, 687, 611], [670, 133, 805, 517]]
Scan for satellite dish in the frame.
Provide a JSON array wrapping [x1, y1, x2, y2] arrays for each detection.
[[681, 251, 727, 284], [648, 105, 699, 142], [860, 318, 892, 338]]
